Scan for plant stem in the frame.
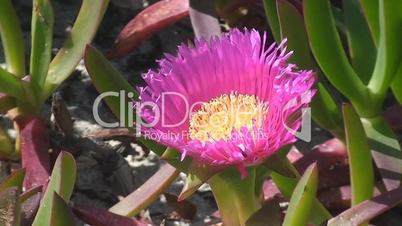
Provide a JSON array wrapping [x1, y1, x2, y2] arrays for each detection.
[[208, 167, 261, 226]]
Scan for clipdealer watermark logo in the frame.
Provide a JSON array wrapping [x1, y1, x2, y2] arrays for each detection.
[[92, 91, 313, 142]]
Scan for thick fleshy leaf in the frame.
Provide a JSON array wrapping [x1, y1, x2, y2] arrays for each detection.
[[0, 0, 25, 77], [74, 203, 149, 226], [189, 0, 221, 39], [359, 0, 379, 45], [32, 151, 76, 226], [328, 186, 402, 226], [84, 45, 138, 127], [391, 63, 402, 104], [107, 0, 189, 58], [0, 169, 25, 193], [311, 83, 344, 140], [20, 185, 42, 203], [109, 163, 179, 216], [30, 0, 54, 95], [0, 187, 21, 226], [0, 124, 16, 159], [343, 0, 376, 84], [262, 0, 280, 42], [276, 0, 344, 139], [245, 198, 280, 226], [343, 103, 374, 205], [264, 154, 297, 178], [178, 171, 206, 201], [277, 0, 313, 69], [362, 116, 402, 190], [42, 0, 109, 100], [271, 170, 331, 225], [0, 67, 25, 100], [208, 167, 260, 226], [367, 0, 402, 101], [47, 192, 75, 226], [282, 163, 318, 226], [177, 157, 220, 201], [304, 0, 370, 116], [85, 45, 168, 156], [15, 116, 50, 189]]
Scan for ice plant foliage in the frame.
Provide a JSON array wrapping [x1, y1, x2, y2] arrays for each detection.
[[138, 29, 315, 175]]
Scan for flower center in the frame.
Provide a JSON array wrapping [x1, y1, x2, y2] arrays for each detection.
[[189, 94, 267, 142]]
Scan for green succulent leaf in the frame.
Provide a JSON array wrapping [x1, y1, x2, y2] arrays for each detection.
[[42, 0, 109, 101], [47, 192, 75, 226], [359, 0, 379, 45], [282, 163, 318, 226], [208, 167, 260, 226], [368, 0, 402, 103], [0, 67, 25, 100], [343, 0, 376, 84], [270, 159, 331, 225], [0, 169, 25, 193], [85, 45, 179, 158], [304, 0, 371, 117], [32, 151, 76, 226], [276, 0, 344, 140], [30, 0, 54, 96], [391, 63, 402, 104], [362, 116, 402, 190], [0, 0, 25, 77], [263, 0, 280, 42], [84, 45, 138, 129], [277, 0, 312, 69], [343, 103, 374, 205]]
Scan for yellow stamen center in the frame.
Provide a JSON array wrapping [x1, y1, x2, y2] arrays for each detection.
[[189, 94, 267, 141]]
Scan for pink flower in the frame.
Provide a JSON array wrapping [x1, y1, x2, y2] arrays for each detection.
[[138, 29, 315, 176]]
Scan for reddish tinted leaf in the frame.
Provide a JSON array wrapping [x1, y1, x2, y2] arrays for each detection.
[[20, 185, 42, 203], [73, 203, 150, 226], [107, 0, 189, 58], [109, 163, 180, 216], [328, 186, 402, 226], [32, 151, 77, 226], [14, 116, 50, 190]]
